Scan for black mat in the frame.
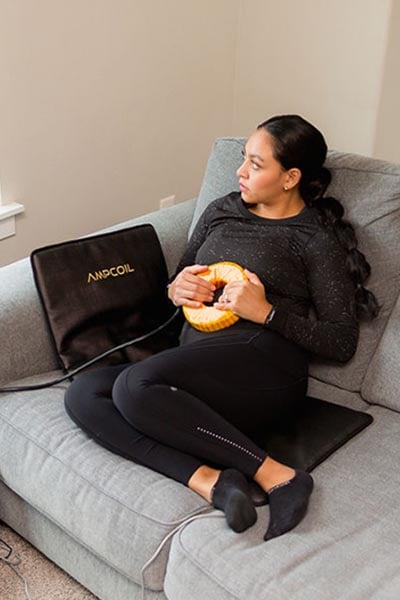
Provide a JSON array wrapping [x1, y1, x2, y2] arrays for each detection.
[[252, 396, 373, 473]]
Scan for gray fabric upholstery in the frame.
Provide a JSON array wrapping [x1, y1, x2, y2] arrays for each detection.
[[0, 483, 167, 600], [188, 137, 400, 396], [0, 372, 207, 592], [313, 151, 400, 395], [0, 258, 59, 386], [362, 289, 400, 410], [165, 405, 400, 600]]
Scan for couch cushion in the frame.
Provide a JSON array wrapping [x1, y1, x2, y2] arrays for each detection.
[[188, 137, 400, 394], [0, 375, 206, 592], [361, 289, 400, 410], [164, 405, 400, 600], [314, 151, 400, 394]]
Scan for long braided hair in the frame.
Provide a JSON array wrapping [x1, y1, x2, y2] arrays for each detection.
[[258, 114, 379, 321]]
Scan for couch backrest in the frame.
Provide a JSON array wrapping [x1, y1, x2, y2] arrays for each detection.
[[189, 137, 400, 403], [361, 291, 400, 411]]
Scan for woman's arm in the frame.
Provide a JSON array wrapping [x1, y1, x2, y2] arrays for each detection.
[[266, 228, 359, 362], [215, 227, 359, 362], [167, 200, 217, 308]]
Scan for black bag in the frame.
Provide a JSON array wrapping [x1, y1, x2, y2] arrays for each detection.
[[30, 223, 180, 373]]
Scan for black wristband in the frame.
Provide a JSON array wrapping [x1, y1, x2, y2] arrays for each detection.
[[263, 306, 276, 327]]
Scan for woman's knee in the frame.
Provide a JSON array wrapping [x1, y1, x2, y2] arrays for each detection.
[[112, 363, 170, 429], [112, 366, 143, 421], [64, 373, 96, 423], [64, 365, 126, 427], [64, 378, 89, 429]]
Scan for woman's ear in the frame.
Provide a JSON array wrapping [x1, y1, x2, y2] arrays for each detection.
[[285, 168, 302, 190]]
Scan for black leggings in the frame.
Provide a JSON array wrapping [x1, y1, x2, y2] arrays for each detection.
[[64, 329, 308, 485]]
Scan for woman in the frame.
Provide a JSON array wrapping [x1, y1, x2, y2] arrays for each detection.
[[65, 115, 379, 540]]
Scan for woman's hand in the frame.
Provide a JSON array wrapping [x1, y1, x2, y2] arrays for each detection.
[[213, 269, 272, 324], [168, 265, 216, 308]]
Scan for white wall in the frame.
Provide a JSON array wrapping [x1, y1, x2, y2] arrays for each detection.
[[374, 0, 400, 162], [0, 0, 398, 267], [232, 0, 392, 156], [0, 0, 239, 266]]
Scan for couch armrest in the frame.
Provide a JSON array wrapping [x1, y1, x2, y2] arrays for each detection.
[[0, 199, 196, 386], [0, 258, 60, 386]]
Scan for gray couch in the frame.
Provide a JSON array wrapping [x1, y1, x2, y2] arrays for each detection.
[[1, 137, 400, 600]]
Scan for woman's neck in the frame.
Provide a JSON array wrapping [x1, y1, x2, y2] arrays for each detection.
[[248, 195, 306, 219]]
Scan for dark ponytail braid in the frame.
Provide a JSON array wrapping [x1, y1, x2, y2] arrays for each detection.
[[258, 115, 379, 321], [310, 190, 379, 320]]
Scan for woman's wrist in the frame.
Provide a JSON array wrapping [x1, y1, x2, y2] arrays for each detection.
[[263, 305, 276, 327], [251, 302, 273, 325]]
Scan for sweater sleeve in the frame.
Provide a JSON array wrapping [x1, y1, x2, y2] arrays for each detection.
[[267, 228, 359, 362]]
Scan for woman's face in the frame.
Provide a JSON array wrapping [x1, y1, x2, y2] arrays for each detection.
[[236, 129, 290, 207]]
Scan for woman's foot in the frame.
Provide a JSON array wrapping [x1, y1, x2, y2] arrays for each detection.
[[254, 457, 313, 541], [211, 469, 258, 533], [264, 470, 313, 540], [248, 481, 269, 506]]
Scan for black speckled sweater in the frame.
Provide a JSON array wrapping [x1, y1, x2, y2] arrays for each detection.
[[176, 192, 359, 362]]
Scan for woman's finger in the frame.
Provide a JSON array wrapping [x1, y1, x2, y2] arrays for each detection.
[[179, 298, 203, 308]]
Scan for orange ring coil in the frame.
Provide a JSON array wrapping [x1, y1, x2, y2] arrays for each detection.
[[183, 261, 247, 332]]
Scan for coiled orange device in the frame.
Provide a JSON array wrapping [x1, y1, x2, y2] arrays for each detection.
[[183, 261, 247, 332]]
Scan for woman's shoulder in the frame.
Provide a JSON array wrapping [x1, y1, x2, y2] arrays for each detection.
[[198, 191, 242, 219], [302, 208, 347, 261], [211, 191, 242, 210]]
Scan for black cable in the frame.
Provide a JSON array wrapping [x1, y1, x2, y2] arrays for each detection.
[[0, 309, 180, 393]]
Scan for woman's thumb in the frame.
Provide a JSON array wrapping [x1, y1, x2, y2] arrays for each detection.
[[244, 269, 262, 285]]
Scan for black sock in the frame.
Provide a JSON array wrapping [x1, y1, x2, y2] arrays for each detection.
[[212, 469, 257, 533], [264, 470, 313, 541], [248, 481, 269, 506]]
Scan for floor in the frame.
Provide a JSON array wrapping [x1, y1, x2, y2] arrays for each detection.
[[0, 522, 98, 600]]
